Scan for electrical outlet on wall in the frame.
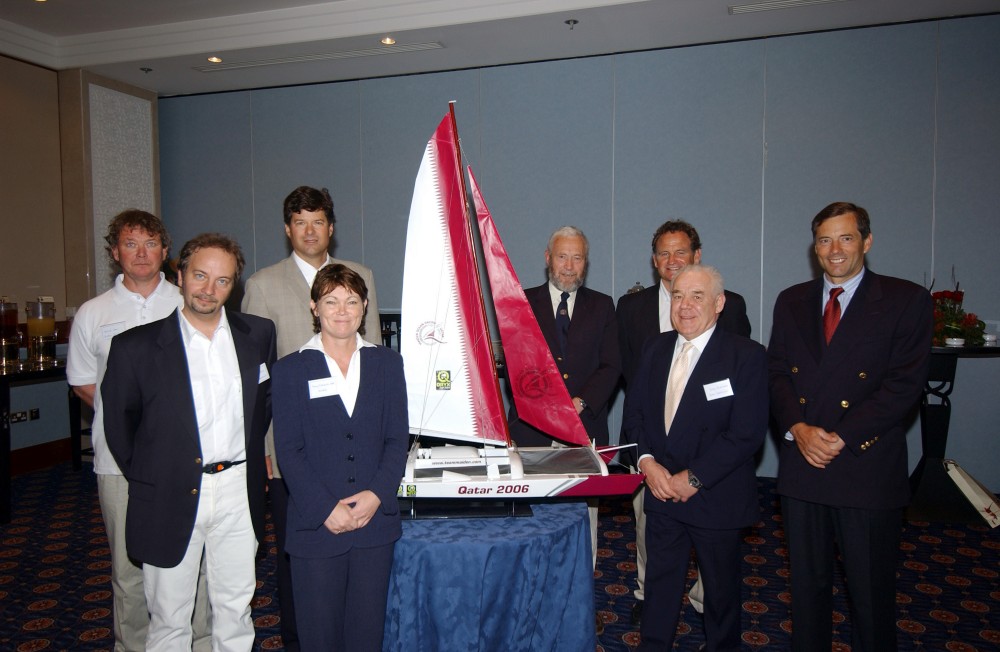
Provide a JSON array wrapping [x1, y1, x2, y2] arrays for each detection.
[[10, 411, 27, 423], [29, 408, 40, 420]]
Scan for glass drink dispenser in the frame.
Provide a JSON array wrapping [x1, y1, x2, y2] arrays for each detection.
[[0, 298, 20, 373], [25, 297, 58, 369]]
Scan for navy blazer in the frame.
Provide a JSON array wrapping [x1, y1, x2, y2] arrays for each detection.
[[507, 284, 621, 446], [616, 284, 752, 387], [103, 309, 276, 568], [768, 269, 932, 510], [271, 346, 409, 558], [623, 328, 768, 529]]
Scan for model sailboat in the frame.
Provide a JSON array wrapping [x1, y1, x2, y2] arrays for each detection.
[[398, 105, 642, 500]]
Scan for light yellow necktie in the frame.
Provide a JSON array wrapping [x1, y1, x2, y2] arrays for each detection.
[[663, 341, 694, 435]]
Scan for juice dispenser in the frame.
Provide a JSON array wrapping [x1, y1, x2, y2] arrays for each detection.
[[25, 297, 58, 369]]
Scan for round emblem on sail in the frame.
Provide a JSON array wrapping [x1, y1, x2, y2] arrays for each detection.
[[517, 368, 550, 399], [415, 321, 446, 345]]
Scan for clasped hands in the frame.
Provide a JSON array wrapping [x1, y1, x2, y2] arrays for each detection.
[[324, 490, 381, 535], [790, 422, 845, 469], [638, 459, 698, 503]]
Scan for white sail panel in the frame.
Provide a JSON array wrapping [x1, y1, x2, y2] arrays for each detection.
[[400, 117, 508, 445]]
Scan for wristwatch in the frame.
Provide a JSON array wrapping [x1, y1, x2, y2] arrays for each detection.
[[576, 397, 588, 410], [687, 471, 703, 489]]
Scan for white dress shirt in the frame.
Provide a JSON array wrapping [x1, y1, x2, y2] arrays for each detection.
[[292, 251, 334, 289], [658, 280, 675, 334], [547, 282, 578, 319], [300, 332, 375, 417], [178, 308, 245, 465]]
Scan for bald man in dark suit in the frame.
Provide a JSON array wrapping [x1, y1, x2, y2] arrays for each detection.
[[616, 219, 751, 624]]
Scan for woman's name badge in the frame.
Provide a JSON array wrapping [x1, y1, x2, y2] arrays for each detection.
[[308, 377, 339, 399], [703, 379, 734, 400]]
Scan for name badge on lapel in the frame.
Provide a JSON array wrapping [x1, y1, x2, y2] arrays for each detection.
[[703, 379, 734, 401], [308, 377, 338, 399], [100, 321, 126, 341], [258, 363, 270, 384]]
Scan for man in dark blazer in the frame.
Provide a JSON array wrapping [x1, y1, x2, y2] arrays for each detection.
[[624, 264, 768, 651], [104, 233, 277, 651], [507, 225, 621, 448], [616, 219, 752, 623], [768, 202, 932, 652]]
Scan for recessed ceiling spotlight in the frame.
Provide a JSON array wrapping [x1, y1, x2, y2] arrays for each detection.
[[207, 56, 223, 63], [140, 67, 152, 74], [380, 36, 396, 45]]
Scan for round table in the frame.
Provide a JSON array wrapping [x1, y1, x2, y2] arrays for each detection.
[[383, 501, 595, 652]]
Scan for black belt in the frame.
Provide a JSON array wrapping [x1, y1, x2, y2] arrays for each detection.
[[203, 460, 246, 474]]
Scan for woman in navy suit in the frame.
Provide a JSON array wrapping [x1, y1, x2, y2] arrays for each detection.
[[271, 264, 409, 651]]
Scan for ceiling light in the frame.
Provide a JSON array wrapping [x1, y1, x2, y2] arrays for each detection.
[[207, 56, 223, 63], [381, 36, 396, 46], [729, 0, 853, 14]]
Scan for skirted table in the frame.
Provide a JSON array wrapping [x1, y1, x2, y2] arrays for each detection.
[[383, 501, 596, 652], [906, 346, 1000, 523]]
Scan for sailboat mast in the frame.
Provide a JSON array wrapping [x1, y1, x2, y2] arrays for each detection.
[[447, 102, 512, 446]]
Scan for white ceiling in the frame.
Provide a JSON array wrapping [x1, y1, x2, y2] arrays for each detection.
[[1, 0, 996, 97]]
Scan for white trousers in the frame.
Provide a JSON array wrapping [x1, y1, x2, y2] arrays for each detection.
[[99, 474, 214, 652], [143, 464, 257, 652]]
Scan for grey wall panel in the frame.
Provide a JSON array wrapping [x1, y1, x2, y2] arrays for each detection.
[[359, 70, 481, 311], [478, 57, 616, 298], [929, 15, 1000, 487], [614, 40, 766, 333], [762, 22, 939, 478], [762, 22, 938, 346], [159, 91, 255, 280], [248, 83, 364, 274], [156, 15, 1000, 486]]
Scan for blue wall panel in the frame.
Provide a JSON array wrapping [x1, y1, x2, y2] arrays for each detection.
[[159, 91, 255, 274], [248, 82, 364, 274], [359, 70, 481, 311], [479, 57, 616, 298], [928, 15, 1000, 486], [157, 15, 1000, 486]]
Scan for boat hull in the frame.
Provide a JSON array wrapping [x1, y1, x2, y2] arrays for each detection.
[[399, 444, 644, 499]]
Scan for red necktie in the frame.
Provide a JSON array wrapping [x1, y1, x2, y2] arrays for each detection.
[[823, 287, 845, 344]]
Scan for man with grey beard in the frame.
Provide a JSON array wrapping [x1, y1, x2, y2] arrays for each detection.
[[508, 225, 621, 448], [506, 226, 621, 634]]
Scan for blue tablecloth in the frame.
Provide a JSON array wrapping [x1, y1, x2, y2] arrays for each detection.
[[383, 501, 596, 652]]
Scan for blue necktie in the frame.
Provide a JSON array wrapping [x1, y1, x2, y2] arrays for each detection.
[[556, 291, 570, 354]]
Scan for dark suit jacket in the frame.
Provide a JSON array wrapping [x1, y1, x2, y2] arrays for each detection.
[[102, 309, 276, 568], [623, 328, 768, 529], [616, 284, 751, 466], [768, 270, 932, 510], [508, 284, 621, 447], [271, 346, 409, 558], [616, 284, 752, 387]]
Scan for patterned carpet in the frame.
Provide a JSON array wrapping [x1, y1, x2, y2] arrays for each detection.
[[1, 463, 998, 651]]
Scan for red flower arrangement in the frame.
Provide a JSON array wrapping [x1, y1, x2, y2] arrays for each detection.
[[931, 288, 985, 347]]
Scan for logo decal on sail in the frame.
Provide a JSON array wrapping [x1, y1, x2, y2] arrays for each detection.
[[416, 321, 446, 345], [517, 368, 550, 399], [435, 370, 452, 390]]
